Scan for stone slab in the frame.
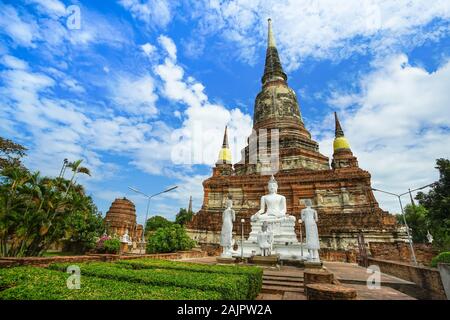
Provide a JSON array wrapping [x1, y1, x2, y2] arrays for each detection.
[[216, 257, 237, 264]]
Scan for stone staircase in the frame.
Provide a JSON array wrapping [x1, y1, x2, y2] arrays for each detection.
[[258, 269, 306, 300]]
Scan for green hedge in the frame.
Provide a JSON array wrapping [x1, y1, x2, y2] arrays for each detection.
[[0, 266, 221, 300], [117, 258, 263, 299], [49, 262, 251, 299], [431, 251, 450, 268]]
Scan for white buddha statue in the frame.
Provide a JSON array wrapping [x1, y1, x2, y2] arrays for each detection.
[[257, 221, 273, 256], [121, 229, 131, 245], [251, 175, 295, 223]]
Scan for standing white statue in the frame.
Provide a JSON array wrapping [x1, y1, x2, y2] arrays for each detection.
[[257, 221, 273, 256], [301, 199, 320, 261], [427, 230, 434, 244], [251, 175, 295, 223], [220, 195, 236, 257]]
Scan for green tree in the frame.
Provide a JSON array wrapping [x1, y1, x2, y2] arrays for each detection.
[[0, 137, 27, 169], [175, 208, 193, 226], [146, 215, 173, 232], [146, 224, 195, 253], [416, 158, 450, 250], [0, 160, 101, 257], [401, 204, 429, 243]]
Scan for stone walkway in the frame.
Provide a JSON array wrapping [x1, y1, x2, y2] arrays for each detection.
[[177, 257, 416, 300]]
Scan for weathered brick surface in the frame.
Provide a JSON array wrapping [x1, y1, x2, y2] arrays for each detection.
[[369, 242, 438, 266], [320, 248, 358, 263], [304, 269, 334, 291], [306, 283, 357, 300], [0, 250, 207, 268], [368, 257, 446, 300]]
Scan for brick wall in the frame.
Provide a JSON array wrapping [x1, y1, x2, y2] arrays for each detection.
[[368, 257, 446, 300], [320, 248, 358, 263], [369, 242, 438, 266], [0, 250, 207, 268]]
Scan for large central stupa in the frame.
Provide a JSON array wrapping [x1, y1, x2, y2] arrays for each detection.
[[187, 19, 405, 255]]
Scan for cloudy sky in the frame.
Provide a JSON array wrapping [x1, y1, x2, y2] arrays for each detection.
[[1, 0, 449, 223]]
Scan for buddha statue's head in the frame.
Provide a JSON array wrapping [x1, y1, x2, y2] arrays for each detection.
[[261, 221, 269, 232], [268, 175, 278, 194]]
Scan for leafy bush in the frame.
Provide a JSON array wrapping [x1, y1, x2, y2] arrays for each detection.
[[0, 266, 221, 300], [431, 252, 450, 268], [117, 258, 263, 299], [103, 239, 120, 254], [49, 261, 251, 299], [146, 224, 195, 254]]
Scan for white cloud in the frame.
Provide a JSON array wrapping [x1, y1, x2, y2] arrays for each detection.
[[158, 35, 177, 60], [141, 42, 156, 57], [318, 54, 450, 213], [118, 0, 173, 28], [187, 0, 450, 69], [27, 0, 66, 16], [1, 55, 29, 70], [0, 4, 38, 47], [112, 74, 158, 117]]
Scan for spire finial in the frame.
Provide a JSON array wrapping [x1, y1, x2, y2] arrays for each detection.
[[268, 18, 276, 48], [334, 112, 345, 138], [222, 125, 229, 148]]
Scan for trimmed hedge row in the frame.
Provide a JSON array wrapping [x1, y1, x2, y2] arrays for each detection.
[[49, 262, 252, 299], [117, 258, 263, 299], [0, 266, 221, 300]]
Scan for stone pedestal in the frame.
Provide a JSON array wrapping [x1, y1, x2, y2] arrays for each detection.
[[235, 217, 308, 261], [304, 261, 323, 269], [250, 255, 280, 267]]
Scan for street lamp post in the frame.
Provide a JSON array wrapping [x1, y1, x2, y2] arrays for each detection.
[[372, 183, 433, 266], [241, 218, 245, 261], [128, 185, 178, 254]]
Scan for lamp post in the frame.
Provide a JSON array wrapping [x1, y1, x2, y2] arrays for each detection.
[[128, 185, 178, 254], [298, 219, 303, 258], [372, 183, 433, 266], [241, 218, 245, 261]]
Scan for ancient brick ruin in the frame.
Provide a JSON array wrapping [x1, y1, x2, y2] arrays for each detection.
[[186, 19, 407, 252], [104, 197, 143, 242]]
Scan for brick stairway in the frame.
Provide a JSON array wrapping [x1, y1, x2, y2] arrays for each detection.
[[257, 269, 307, 300]]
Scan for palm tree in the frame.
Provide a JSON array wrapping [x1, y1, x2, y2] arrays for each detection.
[[64, 160, 91, 197]]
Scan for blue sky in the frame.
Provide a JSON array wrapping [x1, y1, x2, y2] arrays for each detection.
[[1, 0, 450, 224]]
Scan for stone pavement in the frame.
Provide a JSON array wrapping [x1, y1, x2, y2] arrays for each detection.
[[177, 257, 416, 300]]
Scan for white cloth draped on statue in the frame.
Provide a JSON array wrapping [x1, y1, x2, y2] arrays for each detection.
[[220, 208, 235, 247], [301, 207, 320, 250]]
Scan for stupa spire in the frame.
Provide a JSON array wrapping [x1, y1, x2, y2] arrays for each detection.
[[334, 112, 345, 138], [333, 112, 351, 152], [262, 18, 287, 85], [216, 126, 232, 164]]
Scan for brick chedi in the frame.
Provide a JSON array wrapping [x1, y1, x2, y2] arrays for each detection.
[[104, 197, 143, 242], [186, 19, 406, 251]]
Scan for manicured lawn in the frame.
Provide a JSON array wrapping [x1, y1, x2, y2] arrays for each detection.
[[0, 258, 262, 300]]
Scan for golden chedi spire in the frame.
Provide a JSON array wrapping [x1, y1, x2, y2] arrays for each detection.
[[333, 112, 351, 152], [217, 126, 232, 164]]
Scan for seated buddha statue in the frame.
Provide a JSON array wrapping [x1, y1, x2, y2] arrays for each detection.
[[251, 175, 296, 223]]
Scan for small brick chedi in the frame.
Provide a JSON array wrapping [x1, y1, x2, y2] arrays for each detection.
[[104, 197, 143, 242], [186, 19, 406, 252]]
